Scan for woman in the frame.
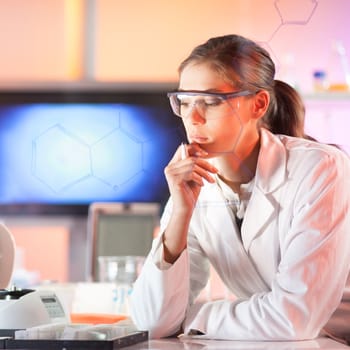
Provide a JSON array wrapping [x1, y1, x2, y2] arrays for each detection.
[[130, 34, 350, 342]]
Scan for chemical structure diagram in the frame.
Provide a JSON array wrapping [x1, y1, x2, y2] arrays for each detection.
[[255, 0, 318, 72]]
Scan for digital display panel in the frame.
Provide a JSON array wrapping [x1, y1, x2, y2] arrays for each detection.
[[0, 90, 185, 215]]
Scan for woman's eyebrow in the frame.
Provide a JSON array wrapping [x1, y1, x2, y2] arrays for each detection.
[[176, 89, 224, 93]]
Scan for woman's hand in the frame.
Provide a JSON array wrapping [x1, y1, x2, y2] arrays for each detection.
[[162, 143, 218, 263], [164, 143, 218, 213]]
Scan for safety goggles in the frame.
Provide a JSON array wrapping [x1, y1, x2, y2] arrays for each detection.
[[167, 90, 254, 119]]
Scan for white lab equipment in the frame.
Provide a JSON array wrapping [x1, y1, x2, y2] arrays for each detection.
[[0, 288, 69, 329], [0, 223, 16, 289]]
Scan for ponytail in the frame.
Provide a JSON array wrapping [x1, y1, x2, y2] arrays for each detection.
[[262, 80, 306, 137]]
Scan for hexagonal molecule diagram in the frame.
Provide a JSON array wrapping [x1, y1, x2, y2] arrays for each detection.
[[274, 0, 317, 25], [32, 124, 91, 192], [91, 128, 142, 190]]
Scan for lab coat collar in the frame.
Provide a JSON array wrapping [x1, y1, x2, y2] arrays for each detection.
[[242, 129, 288, 249], [255, 128, 288, 194]]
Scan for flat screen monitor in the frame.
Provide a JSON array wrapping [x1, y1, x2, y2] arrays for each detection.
[[0, 88, 186, 215]]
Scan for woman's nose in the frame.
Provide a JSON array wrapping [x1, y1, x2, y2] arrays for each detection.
[[186, 104, 206, 124]]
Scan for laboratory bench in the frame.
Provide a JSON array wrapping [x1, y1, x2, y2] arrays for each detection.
[[0, 336, 348, 350], [112, 336, 350, 349]]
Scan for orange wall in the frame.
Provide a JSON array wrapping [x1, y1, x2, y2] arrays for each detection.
[[8, 226, 69, 283]]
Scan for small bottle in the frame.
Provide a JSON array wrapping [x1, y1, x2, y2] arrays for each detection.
[[313, 70, 327, 92]]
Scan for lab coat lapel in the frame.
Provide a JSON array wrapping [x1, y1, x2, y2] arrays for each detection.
[[241, 129, 288, 251], [198, 183, 239, 240], [200, 183, 271, 295], [242, 187, 275, 251]]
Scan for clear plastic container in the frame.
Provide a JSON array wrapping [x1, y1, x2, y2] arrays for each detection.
[[98, 255, 145, 284], [326, 41, 350, 92], [97, 256, 145, 314]]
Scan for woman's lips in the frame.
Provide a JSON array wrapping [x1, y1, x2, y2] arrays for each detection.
[[189, 136, 209, 144]]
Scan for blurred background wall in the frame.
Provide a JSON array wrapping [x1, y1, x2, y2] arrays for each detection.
[[0, 0, 349, 92]]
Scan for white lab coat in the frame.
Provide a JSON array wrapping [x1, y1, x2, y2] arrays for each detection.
[[130, 129, 350, 341]]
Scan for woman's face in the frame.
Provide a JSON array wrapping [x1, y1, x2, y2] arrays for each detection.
[[178, 62, 260, 157]]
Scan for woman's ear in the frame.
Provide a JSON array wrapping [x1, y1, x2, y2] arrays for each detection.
[[252, 90, 270, 119]]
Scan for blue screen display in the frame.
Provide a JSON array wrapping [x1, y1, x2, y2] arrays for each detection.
[[0, 93, 185, 213]]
